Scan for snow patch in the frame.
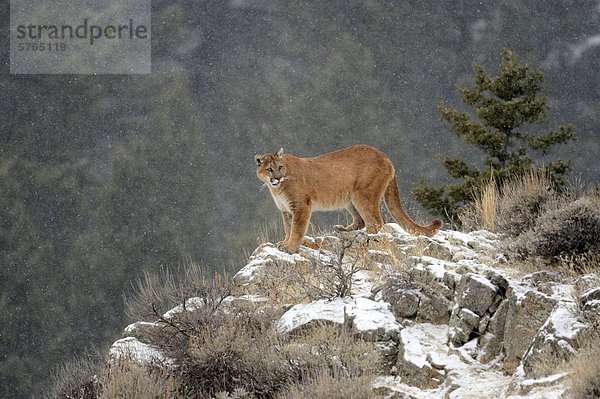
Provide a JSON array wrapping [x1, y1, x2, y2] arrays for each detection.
[[276, 297, 401, 336], [110, 337, 172, 365], [163, 297, 205, 319]]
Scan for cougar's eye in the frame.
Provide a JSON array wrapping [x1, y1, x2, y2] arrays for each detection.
[[267, 167, 273, 173], [278, 165, 283, 171]]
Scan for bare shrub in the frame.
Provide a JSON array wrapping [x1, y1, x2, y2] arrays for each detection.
[[125, 268, 178, 322], [137, 279, 289, 398], [45, 353, 102, 399], [251, 236, 371, 303], [125, 260, 231, 322], [169, 308, 291, 398], [309, 237, 366, 298]]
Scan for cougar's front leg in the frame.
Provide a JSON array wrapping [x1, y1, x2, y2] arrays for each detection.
[[279, 204, 312, 253], [280, 210, 291, 245]]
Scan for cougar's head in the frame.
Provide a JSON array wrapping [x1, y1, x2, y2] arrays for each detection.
[[255, 148, 287, 188]]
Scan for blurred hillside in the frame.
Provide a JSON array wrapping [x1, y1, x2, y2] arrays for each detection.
[[1, 1, 599, 397]]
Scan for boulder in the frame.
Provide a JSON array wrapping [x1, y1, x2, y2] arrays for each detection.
[[276, 297, 401, 341], [448, 306, 481, 346], [521, 302, 588, 378], [382, 262, 454, 325], [486, 298, 509, 341], [456, 273, 498, 316], [502, 288, 558, 373], [110, 337, 172, 365], [233, 243, 313, 298], [276, 297, 402, 371], [580, 287, 600, 323], [478, 332, 503, 363]]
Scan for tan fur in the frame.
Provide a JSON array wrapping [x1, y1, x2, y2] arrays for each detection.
[[255, 145, 443, 253]]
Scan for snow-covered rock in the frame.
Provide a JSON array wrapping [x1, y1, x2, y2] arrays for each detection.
[[110, 337, 172, 365], [502, 285, 559, 373], [276, 297, 401, 341], [521, 301, 588, 378]]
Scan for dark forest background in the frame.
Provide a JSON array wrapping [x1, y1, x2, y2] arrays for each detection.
[[1, 1, 599, 397]]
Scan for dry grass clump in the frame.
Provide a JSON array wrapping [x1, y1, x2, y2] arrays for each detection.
[[45, 353, 102, 399], [460, 170, 554, 234], [460, 177, 499, 232], [280, 322, 382, 399], [459, 171, 600, 274], [46, 355, 178, 399], [125, 259, 231, 322], [282, 322, 382, 376], [281, 368, 379, 399], [169, 307, 291, 398], [97, 358, 178, 399], [566, 333, 600, 399]]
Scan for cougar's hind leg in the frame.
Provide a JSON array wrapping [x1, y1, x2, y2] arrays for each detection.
[[352, 192, 384, 234], [334, 204, 365, 231]]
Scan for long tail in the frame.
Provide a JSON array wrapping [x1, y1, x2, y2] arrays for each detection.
[[384, 174, 443, 237]]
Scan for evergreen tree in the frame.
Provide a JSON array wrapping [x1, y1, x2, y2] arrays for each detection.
[[412, 48, 575, 224]]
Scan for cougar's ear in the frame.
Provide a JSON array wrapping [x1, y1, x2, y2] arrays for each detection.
[[275, 148, 284, 158], [255, 155, 262, 166]]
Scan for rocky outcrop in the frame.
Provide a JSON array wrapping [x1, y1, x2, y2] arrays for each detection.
[[502, 288, 558, 373], [112, 223, 599, 398]]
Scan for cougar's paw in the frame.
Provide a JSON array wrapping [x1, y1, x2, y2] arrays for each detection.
[[277, 242, 299, 254]]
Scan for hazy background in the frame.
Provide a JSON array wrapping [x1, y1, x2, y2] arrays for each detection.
[[1, 1, 599, 397]]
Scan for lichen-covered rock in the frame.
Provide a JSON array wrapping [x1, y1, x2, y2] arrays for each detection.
[[502, 288, 558, 373], [486, 298, 509, 341], [417, 291, 452, 324], [448, 306, 481, 345], [478, 332, 503, 363], [521, 301, 588, 378], [456, 273, 498, 316], [382, 265, 453, 325], [388, 289, 420, 319], [580, 286, 600, 323], [484, 269, 510, 294]]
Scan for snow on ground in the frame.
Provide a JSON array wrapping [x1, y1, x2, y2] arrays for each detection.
[[376, 321, 569, 398]]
